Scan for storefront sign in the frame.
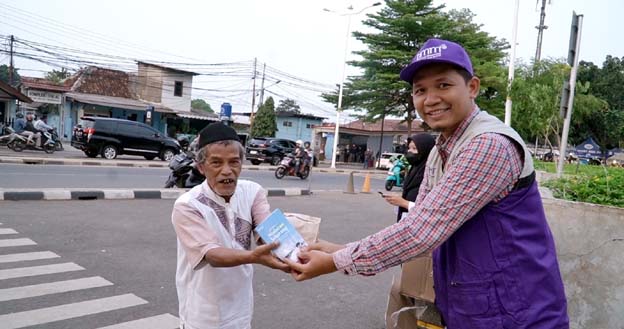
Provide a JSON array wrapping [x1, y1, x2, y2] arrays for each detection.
[[27, 90, 62, 104]]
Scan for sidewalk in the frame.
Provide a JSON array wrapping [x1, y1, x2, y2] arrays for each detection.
[[0, 147, 385, 175]]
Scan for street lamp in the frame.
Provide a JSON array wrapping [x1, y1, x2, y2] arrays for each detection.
[[323, 2, 382, 169]]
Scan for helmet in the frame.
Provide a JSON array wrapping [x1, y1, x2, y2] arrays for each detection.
[[15, 112, 24, 118], [304, 141, 310, 148], [296, 140, 303, 146]]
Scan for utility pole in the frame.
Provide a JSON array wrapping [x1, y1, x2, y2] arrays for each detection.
[[9, 35, 14, 85], [534, 0, 549, 62], [258, 63, 266, 108], [504, 0, 520, 126], [249, 58, 257, 134], [557, 12, 583, 178]]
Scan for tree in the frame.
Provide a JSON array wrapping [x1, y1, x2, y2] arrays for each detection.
[[510, 59, 608, 152], [321, 1, 508, 134], [250, 97, 277, 138], [191, 99, 214, 113], [44, 68, 71, 83], [0, 64, 21, 85], [276, 98, 301, 114]]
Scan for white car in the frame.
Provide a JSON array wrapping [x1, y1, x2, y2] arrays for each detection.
[[377, 152, 403, 170]]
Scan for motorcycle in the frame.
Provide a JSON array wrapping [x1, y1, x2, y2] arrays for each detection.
[[10, 129, 57, 154], [274, 153, 310, 180], [45, 128, 64, 151], [164, 151, 205, 188], [0, 124, 25, 149], [385, 156, 406, 191]]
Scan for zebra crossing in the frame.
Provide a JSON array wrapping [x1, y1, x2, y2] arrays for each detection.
[[0, 223, 180, 329]]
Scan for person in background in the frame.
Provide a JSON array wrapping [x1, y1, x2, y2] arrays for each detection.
[[285, 38, 569, 328], [383, 133, 435, 222], [23, 112, 41, 148], [171, 122, 288, 329]]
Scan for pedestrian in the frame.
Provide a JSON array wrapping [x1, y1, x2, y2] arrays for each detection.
[[285, 38, 569, 328], [171, 122, 289, 329], [382, 133, 435, 221]]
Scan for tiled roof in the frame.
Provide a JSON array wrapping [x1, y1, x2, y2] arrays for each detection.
[[0, 80, 33, 102], [20, 77, 70, 92], [71, 66, 134, 98], [320, 118, 425, 133]]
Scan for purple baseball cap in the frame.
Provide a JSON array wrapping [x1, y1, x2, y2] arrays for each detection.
[[399, 38, 473, 83]]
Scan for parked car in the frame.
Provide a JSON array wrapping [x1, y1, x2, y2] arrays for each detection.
[[377, 152, 404, 170], [71, 117, 180, 161], [246, 137, 296, 165]]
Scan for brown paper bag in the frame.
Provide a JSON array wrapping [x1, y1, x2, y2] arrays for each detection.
[[284, 212, 321, 244], [400, 255, 435, 303], [386, 273, 424, 329]]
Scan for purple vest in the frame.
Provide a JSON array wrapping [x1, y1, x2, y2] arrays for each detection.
[[432, 181, 569, 328]]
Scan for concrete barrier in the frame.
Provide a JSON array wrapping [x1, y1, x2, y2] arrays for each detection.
[[544, 198, 624, 328]]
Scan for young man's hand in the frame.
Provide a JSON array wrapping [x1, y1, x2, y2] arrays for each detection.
[[284, 249, 337, 281], [251, 242, 290, 273], [305, 240, 345, 253], [383, 194, 409, 209]]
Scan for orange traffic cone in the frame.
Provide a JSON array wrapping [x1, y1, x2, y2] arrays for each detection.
[[360, 173, 371, 193]]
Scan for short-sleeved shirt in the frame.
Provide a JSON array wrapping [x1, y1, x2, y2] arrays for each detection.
[[172, 180, 270, 329]]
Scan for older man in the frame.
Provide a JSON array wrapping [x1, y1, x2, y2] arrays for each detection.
[[171, 122, 288, 329]]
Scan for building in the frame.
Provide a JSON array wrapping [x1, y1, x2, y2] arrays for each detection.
[[0, 79, 32, 126], [312, 118, 426, 162], [275, 111, 325, 142], [13, 62, 201, 141]]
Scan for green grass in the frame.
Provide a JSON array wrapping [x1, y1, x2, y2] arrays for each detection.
[[536, 160, 624, 208]]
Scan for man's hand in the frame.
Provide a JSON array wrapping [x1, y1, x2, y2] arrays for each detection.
[[305, 240, 345, 253], [251, 242, 290, 273], [383, 194, 409, 208], [284, 250, 337, 281]]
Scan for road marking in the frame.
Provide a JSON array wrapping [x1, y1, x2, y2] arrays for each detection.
[[0, 238, 37, 248], [97, 313, 180, 329], [0, 293, 148, 329], [0, 251, 60, 263], [0, 228, 18, 234], [0, 262, 84, 280], [0, 276, 113, 302]]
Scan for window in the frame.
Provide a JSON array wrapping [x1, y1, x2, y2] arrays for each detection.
[[306, 123, 313, 129], [282, 121, 292, 127], [117, 123, 137, 135], [174, 81, 183, 97]]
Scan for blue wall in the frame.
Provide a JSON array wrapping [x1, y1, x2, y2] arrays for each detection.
[[275, 116, 321, 142]]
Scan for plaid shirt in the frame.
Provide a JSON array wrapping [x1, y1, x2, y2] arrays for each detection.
[[334, 109, 523, 275]]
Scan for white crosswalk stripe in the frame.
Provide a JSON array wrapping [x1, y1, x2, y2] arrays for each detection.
[[0, 276, 113, 302], [0, 293, 148, 329], [0, 262, 84, 280], [0, 232, 180, 328], [0, 238, 37, 247], [0, 251, 60, 263], [97, 313, 180, 329]]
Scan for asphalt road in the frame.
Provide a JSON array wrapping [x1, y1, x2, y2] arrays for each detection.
[[0, 193, 400, 329], [0, 163, 392, 192]]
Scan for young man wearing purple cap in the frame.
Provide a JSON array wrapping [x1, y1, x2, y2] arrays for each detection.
[[286, 39, 569, 328], [171, 122, 289, 329]]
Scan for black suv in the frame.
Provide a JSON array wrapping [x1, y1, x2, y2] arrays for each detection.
[[71, 117, 180, 161], [246, 137, 296, 165]]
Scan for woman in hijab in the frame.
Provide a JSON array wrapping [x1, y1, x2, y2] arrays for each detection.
[[383, 133, 436, 221]]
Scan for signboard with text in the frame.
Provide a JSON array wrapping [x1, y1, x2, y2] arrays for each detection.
[[26, 90, 62, 104]]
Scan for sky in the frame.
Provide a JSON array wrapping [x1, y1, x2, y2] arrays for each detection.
[[1, 0, 622, 122]]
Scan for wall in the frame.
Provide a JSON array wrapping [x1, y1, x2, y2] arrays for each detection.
[[160, 72, 192, 113], [275, 116, 320, 142], [542, 196, 624, 328], [136, 64, 163, 103]]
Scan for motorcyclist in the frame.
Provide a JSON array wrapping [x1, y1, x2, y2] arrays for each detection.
[[294, 140, 307, 174], [303, 141, 313, 168], [23, 112, 42, 149]]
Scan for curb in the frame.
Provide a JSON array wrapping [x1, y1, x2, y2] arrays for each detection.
[[0, 188, 311, 201], [0, 156, 383, 176]]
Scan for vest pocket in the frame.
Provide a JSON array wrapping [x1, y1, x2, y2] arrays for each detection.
[[448, 280, 503, 329]]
